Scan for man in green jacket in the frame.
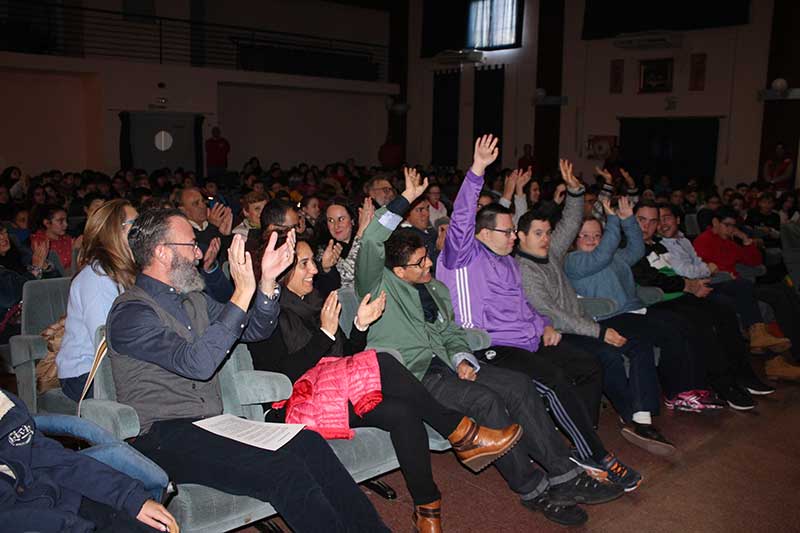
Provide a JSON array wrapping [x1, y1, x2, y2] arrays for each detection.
[[355, 168, 623, 527]]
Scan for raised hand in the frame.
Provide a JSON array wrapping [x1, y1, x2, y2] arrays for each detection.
[[218, 206, 233, 236], [617, 196, 633, 219], [203, 237, 221, 272], [554, 183, 566, 205], [502, 169, 519, 201], [320, 290, 342, 335], [471, 134, 499, 176], [31, 239, 49, 269], [620, 168, 636, 188], [261, 229, 296, 291], [356, 291, 387, 328], [356, 196, 375, 238], [516, 166, 533, 196], [401, 167, 429, 204], [603, 328, 627, 347], [600, 197, 615, 216], [321, 239, 343, 272], [559, 159, 580, 190], [228, 233, 256, 310], [208, 203, 226, 229], [595, 166, 613, 185]]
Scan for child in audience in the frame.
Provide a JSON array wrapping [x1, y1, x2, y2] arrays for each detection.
[[31, 205, 80, 274]]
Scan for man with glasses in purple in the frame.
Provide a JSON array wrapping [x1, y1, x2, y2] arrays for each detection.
[[437, 135, 640, 488]]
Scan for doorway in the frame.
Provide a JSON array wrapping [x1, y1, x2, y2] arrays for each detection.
[[618, 117, 719, 189], [123, 112, 202, 174]]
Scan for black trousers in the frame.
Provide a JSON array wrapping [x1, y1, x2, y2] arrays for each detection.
[[754, 282, 800, 359], [477, 342, 608, 462], [131, 420, 388, 533], [421, 357, 580, 500], [350, 353, 463, 505], [78, 498, 160, 533], [651, 295, 756, 391]]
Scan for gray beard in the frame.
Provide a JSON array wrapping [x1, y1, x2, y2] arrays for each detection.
[[169, 255, 206, 294]]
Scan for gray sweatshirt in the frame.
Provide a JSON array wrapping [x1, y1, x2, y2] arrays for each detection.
[[516, 186, 603, 339]]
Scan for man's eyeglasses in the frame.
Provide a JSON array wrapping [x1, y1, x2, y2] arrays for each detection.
[[372, 187, 394, 194], [401, 253, 428, 269], [164, 241, 200, 251], [487, 227, 517, 237]]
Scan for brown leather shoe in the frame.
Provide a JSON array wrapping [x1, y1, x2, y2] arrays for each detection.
[[448, 416, 523, 472], [413, 499, 442, 532]]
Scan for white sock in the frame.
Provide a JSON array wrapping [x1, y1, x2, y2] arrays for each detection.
[[632, 411, 652, 425]]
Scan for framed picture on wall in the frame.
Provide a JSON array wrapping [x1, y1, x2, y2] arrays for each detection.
[[638, 58, 673, 93], [610, 59, 624, 94], [689, 53, 707, 91], [587, 135, 618, 160]]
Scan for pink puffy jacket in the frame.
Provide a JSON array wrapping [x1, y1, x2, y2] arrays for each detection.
[[273, 349, 383, 439]]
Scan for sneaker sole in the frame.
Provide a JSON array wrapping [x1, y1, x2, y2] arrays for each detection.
[[621, 477, 643, 493], [568, 457, 608, 481], [620, 427, 677, 457], [460, 425, 524, 473], [726, 400, 756, 411], [745, 387, 775, 396], [573, 489, 624, 505]]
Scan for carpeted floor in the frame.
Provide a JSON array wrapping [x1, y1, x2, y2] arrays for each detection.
[[242, 378, 800, 532]]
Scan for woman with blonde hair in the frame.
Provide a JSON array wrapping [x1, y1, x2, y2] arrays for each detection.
[[56, 199, 138, 401]]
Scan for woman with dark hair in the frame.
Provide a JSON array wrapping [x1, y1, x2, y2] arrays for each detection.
[[27, 184, 47, 209], [31, 205, 80, 274], [248, 236, 521, 532], [314, 196, 373, 288]]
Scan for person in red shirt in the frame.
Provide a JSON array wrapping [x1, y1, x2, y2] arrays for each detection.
[[693, 207, 800, 381], [205, 126, 231, 180], [31, 205, 80, 274]]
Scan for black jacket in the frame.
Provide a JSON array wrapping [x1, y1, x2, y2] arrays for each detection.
[[630, 238, 686, 294]]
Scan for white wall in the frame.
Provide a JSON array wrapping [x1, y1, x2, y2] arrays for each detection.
[[559, 0, 774, 187]]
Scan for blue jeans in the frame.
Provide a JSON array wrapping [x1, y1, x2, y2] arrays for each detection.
[[563, 334, 661, 423]]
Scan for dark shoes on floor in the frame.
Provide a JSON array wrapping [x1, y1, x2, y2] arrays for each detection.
[[549, 472, 624, 506], [521, 494, 588, 527], [620, 423, 676, 457], [717, 384, 756, 411]]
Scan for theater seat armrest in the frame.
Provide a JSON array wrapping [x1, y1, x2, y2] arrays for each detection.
[[10, 335, 48, 367], [636, 285, 665, 306], [80, 399, 141, 441], [235, 370, 293, 404]]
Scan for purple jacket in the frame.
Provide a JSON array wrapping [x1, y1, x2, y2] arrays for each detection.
[[437, 169, 550, 352]]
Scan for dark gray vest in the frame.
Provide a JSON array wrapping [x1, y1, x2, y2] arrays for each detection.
[[107, 286, 223, 434]]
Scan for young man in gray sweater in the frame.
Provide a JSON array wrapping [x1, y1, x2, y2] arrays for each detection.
[[515, 160, 675, 459]]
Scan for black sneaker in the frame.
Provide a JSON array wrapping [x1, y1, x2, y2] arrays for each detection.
[[521, 493, 588, 526], [718, 385, 756, 411], [737, 376, 776, 396], [549, 472, 624, 505], [620, 423, 676, 457]]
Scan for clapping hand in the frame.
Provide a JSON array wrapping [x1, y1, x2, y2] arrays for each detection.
[[321, 239, 343, 272], [260, 229, 295, 292], [228, 233, 256, 311], [320, 290, 342, 336], [516, 166, 533, 196], [202, 237, 221, 272], [356, 291, 387, 329], [471, 134, 499, 176], [401, 167, 429, 204], [31, 239, 49, 269]]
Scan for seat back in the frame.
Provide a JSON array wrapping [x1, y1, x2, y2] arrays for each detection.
[[20, 277, 71, 335], [684, 213, 700, 237], [338, 286, 359, 337]]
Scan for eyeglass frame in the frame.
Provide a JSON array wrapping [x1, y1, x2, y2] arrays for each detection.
[[486, 227, 517, 237], [163, 241, 200, 251], [401, 252, 429, 269]]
